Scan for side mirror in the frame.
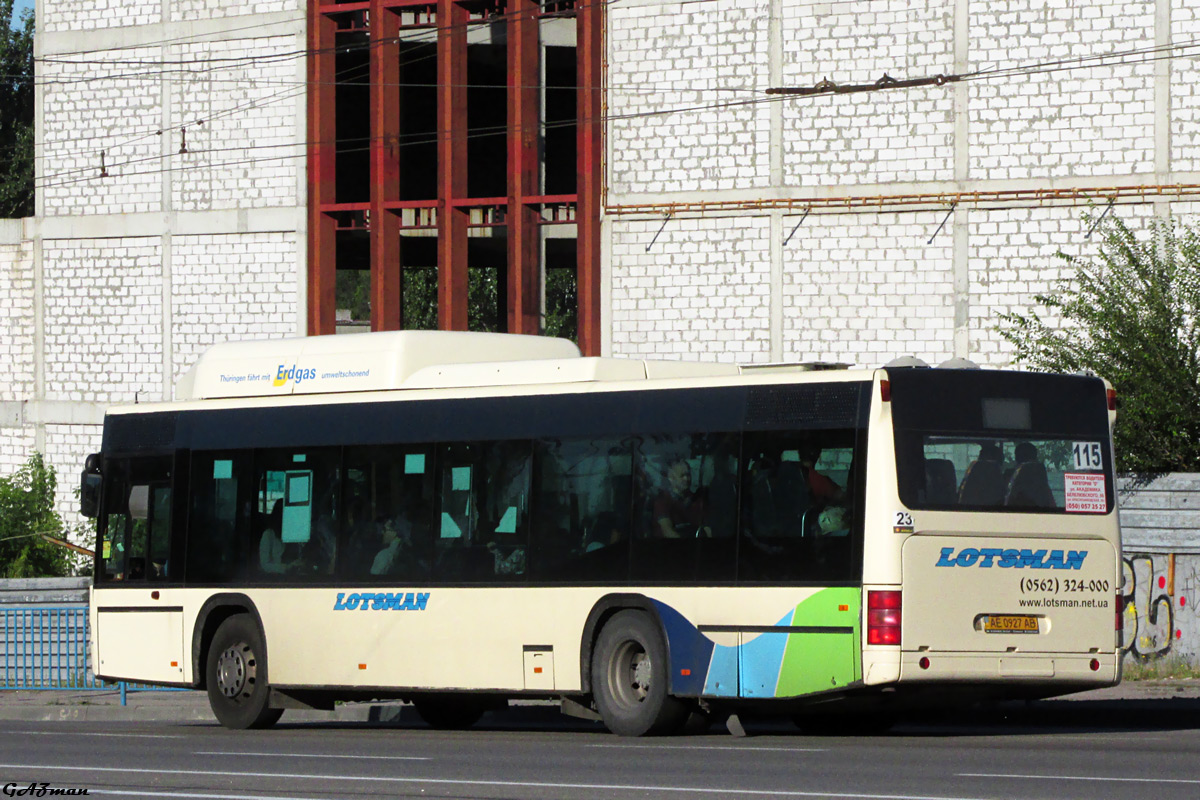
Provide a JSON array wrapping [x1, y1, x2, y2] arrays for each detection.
[[80, 453, 102, 518], [80, 473, 101, 518]]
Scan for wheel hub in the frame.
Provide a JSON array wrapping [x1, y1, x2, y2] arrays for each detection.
[[216, 644, 252, 699], [629, 652, 651, 701]]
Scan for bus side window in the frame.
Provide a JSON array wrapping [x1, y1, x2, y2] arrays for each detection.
[[530, 436, 633, 582], [631, 433, 736, 583], [254, 448, 340, 579], [98, 457, 173, 583], [343, 445, 434, 581], [97, 460, 131, 582], [436, 443, 485, 580], [187, 453, 249, 583]]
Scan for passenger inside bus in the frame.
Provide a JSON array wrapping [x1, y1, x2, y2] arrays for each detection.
[[703, 451, 738, 538], [1006, 442, 1056, 508], [258, 501, 293, 574], [653, 459, 709, 538], [958, 442, 1005, 505]]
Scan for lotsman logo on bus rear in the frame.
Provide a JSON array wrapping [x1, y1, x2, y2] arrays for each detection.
[[333, 591, 429, 611], [935, 547, 1087, 570]]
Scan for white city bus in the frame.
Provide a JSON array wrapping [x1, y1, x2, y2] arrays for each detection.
[[83, 331, 1121, 734]]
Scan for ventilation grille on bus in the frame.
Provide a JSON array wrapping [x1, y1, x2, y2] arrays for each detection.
[[743, 384, 866, 430]]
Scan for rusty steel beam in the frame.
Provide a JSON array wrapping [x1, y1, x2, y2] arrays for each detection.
[[307, 10, 338, 336], [437, 0, 468, 331], [507, 0, 540, 335], [370, 2, 402, 330], [606, 183, 1200, 218], [576, 0, 602, 355]]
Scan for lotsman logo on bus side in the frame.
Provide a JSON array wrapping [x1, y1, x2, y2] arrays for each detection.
[[333, 591, 429, 611], [935, 547, 1087, 570], [274, 363, 318, 388]]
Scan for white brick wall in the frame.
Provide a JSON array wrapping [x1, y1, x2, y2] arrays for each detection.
[[171, 233, 299, 384], [173, 0, 300, 21], [611, 216, 772, 362], [0, 239, 35, 403], [783, 0, 955, 186], [171, 37, 301, 212], [45, 423, 104, 536], [1171, 4, 1200, 174], [968, 204, 1155, 366], [783, 212, 955, 366], [968, 0, 1155, 180], [43, 0, 159, 32], [608, 0, 771, 195], [40, 48, 162, 217], [0, 429, 36, 482], [42, 238, 164, 404]]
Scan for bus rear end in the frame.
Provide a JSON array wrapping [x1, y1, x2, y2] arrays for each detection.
[[866, 367, 1121, 701]]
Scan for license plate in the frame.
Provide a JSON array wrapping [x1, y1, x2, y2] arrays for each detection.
[[983, 615, 1039, 634]]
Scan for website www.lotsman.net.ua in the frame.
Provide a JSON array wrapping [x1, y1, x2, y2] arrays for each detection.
[[1018, 597, 1110, 609]]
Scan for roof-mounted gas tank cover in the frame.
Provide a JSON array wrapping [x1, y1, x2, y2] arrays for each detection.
[[937, 357, 981, 369], [882, 356, 930, 369], [174, 331, 582, 400]]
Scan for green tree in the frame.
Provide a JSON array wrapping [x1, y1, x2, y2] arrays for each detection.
[[998, 216, 1200, 474], [0, 453, 76, 578], [0, 0, 34, 218]]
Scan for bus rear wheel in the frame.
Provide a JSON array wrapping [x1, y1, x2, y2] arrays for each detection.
[[205, 614, 283, 730], [592, 610, 688, 736]]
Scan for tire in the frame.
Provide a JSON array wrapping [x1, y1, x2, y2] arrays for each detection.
[[592, 609, 688, 736], [205, 614, 283, 730], [411, 695, 487, 730]]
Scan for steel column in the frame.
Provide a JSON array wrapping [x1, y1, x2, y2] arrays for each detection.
[[576, 0, 602, 355], [307, 10, 339, 336], [507, 0, 541, 335], [371, 3, 402, 330], [437, 0, 469, 330]]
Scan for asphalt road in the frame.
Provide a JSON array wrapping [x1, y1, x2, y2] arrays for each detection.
[[0, 708, 1197, 800]]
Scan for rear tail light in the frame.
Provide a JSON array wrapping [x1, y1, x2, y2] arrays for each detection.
[[1106, 388, 1117, 411], [867, 590, 902, 646], [880, 380, 892, 403]]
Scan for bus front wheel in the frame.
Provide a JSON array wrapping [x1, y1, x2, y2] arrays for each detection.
[[205, 614, 283, 730], [592, 610, 687, 736]]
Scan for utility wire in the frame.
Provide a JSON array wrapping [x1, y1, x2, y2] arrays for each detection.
[[28, 19, 1200, 186]]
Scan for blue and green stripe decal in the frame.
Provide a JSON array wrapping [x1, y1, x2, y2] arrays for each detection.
[[650, 588, 861, 699]]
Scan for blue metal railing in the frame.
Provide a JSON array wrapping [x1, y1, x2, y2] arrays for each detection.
[[1, 605, 182, 700]]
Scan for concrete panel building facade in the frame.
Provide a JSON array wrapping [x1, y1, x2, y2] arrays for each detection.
[[2, 0, 1199, 528]]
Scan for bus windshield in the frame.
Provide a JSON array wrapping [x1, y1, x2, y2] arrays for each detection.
[[890, 369, 1114, 514]]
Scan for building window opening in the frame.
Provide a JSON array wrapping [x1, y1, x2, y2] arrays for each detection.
[[334, 13, 370, 204], [467, 42, 508, 199], [401, 237, 438, 330], [335, 223, 371, 330], [469, 235, 507, 332], [398, 39, 439, 201], [544, 236, 576, 340], [543, 45, 576, 196]]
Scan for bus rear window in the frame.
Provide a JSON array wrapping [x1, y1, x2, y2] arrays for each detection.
[[889, 370, 1113, 514], [908, 435, 1110, 513]]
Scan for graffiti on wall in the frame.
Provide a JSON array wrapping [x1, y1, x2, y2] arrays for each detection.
[[1121, 553, 1197, 662]]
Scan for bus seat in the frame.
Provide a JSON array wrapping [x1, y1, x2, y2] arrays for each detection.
[[958, 457, 1004, 506], [925, 459, 958, 505]]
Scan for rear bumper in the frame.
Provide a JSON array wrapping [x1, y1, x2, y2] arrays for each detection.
[[895, 650, 1119, 686]]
